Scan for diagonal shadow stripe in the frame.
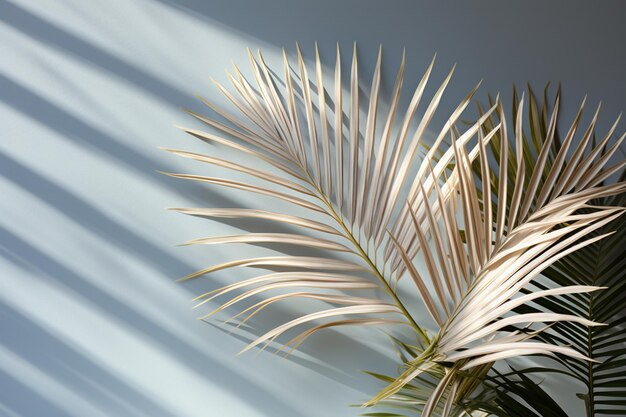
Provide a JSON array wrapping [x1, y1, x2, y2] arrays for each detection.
[[0, 301, 178, 417], [0, 1, 196, 108], [0, 151, 190, 277], [0, 227, 310, 417], [0, 73, 231, 207]]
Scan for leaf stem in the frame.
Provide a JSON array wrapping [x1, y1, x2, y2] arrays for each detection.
[[299, 170, 430, 343]]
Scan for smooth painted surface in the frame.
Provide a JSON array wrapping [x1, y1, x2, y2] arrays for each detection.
[[1, 1, 625, 416]]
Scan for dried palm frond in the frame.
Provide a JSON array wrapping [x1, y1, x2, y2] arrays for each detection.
[[164, 45, 625, 416], [466, 87, 626, 417], [165, 44, 490, 352], [368, 87, 626, 415]]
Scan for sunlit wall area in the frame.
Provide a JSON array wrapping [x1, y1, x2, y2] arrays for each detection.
[[1, 1, 625, 416]]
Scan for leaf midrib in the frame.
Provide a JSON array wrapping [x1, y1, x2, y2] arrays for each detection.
[[297, 162, 431, 344]]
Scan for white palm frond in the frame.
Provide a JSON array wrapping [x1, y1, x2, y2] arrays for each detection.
[[165, 45, 625, 416], [166, 44, 491, 353], [368, 93, 626, 415]]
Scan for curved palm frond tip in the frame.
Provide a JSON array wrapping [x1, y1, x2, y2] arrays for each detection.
[[466, 87, 626, 417], [165, 43, 488, 351], [366, 91, 626, 415], [164, 44, 626, 416]]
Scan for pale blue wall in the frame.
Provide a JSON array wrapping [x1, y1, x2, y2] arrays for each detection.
[[1, 1, 625, 416]]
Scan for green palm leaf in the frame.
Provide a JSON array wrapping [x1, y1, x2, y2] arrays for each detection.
[[469, 367, 569, 417]]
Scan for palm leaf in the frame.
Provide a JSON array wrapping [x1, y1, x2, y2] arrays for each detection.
[[165, 44, 493, 354], [471, 86, 626, 417], [165, 46, 625, 416], [468, 366, 569, 417], [367, 91, 626, 415]]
